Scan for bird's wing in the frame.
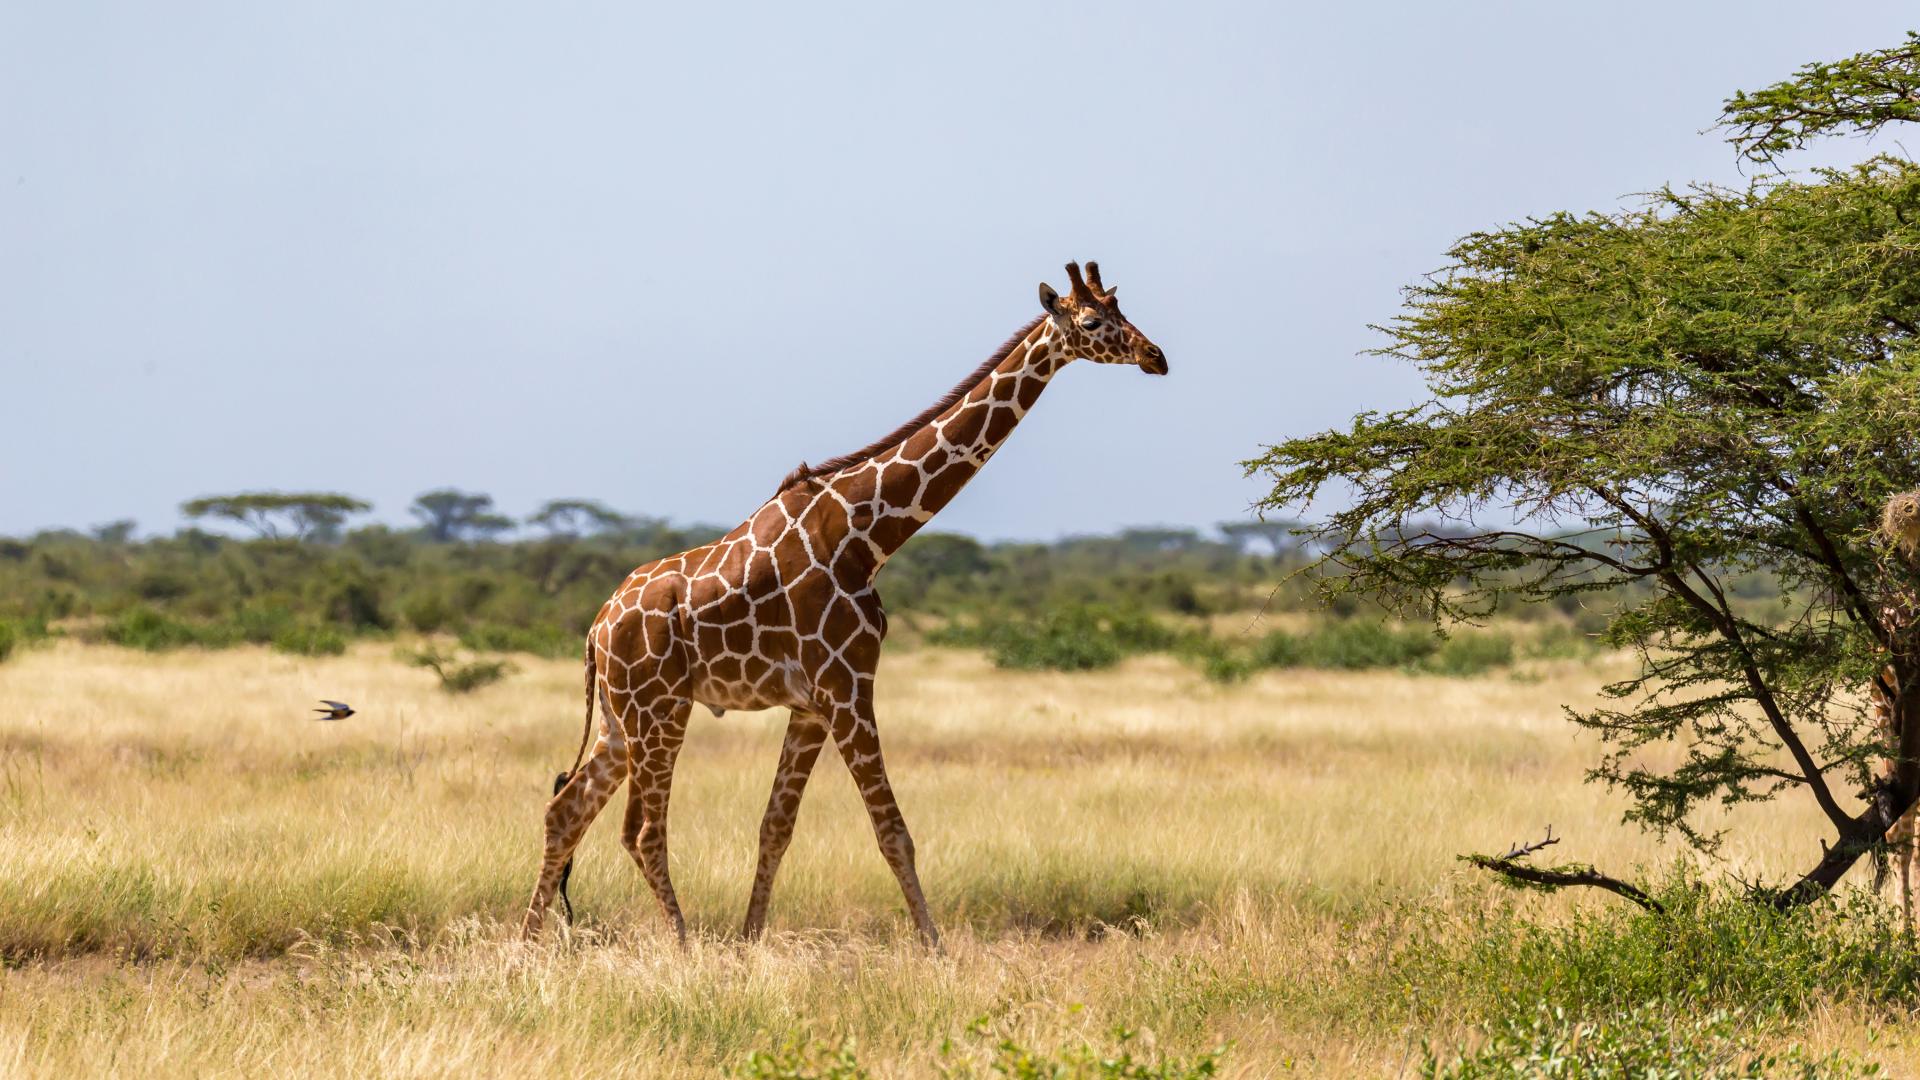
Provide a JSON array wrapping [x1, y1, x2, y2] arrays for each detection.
[[319, 700, 352, 710]]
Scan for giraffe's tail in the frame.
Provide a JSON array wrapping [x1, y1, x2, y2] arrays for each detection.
[[552, 638, 598, 925]]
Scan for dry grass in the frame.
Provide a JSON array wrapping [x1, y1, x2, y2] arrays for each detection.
[[0, 641, 1903, 1076]]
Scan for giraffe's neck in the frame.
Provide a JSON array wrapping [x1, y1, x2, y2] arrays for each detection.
[[808, 320, 1065, 575]]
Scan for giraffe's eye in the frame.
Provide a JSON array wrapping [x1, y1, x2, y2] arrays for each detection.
[[1079, 318, 1102, 331]]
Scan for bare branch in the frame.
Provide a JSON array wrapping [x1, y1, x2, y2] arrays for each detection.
[[1461, 827, 1666, 914]]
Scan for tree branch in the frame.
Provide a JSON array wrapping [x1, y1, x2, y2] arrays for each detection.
[[1461, 826, 1667, 914]]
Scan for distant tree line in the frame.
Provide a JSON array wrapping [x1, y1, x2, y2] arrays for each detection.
[[0, 488, 1332, 661]]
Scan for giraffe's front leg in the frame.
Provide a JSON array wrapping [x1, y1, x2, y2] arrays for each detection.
[[620, 698, 693, 944], [742, 710, 829, 940], [521, 734, 629, 939], [827, 699, 939, 948]]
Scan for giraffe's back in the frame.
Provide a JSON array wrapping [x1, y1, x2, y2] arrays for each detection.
[[592, 495, 885, 716]]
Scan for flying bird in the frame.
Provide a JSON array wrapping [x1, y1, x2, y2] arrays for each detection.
[[313, 699, 356, 721]]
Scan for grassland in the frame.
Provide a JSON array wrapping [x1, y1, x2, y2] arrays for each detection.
[[0, 640, 1909, 1076]]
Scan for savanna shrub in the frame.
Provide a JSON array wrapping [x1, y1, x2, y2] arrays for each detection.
[[1524, 623, 1600, 660], [309, 560, 389, 630], [0, 620, 15, 662], [406, 646, 513, 694], [400, 590, 456, 634], [1175, 635, 1256, 684], [271, 622, 348, 657], [932, 605, 1176, 672], [459, 622, 577, 659], [1419, 632, 1515, 677], [100, 606, 211, 651], [1256, 621, 1437, 670], [1397, 881, 1920, 1024], [228, 603, 296, 644], [1422, 1005, 1879, 1079]]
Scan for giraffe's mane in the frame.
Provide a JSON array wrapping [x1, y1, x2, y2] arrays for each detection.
[[777, 315, 1047, 493]]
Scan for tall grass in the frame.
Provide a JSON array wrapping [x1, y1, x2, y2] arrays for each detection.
[[0, 642, 1901, 1076]]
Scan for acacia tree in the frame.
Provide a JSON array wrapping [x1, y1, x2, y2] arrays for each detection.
[[1720, 32, 1920, 165], [181, 492, 370, 542], [1246, 36, 1920, 903], [526, 498, 629, 538], [1219, 520, 1299, 558], [410, 489, 514, 543]]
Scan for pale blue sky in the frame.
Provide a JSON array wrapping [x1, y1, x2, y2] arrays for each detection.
[[2, 3, 1912, 539]]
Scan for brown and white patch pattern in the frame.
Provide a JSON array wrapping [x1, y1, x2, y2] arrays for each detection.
[[519, 263, 1168, 946]]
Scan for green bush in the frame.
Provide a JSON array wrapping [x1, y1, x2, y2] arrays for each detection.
[[459, 622, 577, 659], [1256, 621, 1437, 670], [406, 646, 513, 694], [1398, 882, 1920, 1025], [1525, 623, 1599, 660], [270, 622, 348, 657], [399, 591, 455, 634], [1175, 635, 1256, 684], [308, 560, 389, 630], [931, 605, 1176, 672], [100, 606, 212, 651], [228, 603, 296, 645], [1420, 632, 1515, 677], [1422, 1004, 1879, 1079], [0, 620, 15, 663]]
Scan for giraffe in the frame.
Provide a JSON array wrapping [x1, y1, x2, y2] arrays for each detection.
[[1876, 491, 1920, 923], [1871, 666, 1912, 923], [519, 261, 1167, 946]]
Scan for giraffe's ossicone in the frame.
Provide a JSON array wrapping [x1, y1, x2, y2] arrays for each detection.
[[520, 261, 1168, 946]]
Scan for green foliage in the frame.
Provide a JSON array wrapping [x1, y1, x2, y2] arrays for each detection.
[[1249, 621, 1516, 676], [399, 591, 455, 634], [1424, 632, 1516, 677], [931, 609, 1524, 681], [269, 623, 347, 657], [180, 491, 369, 541], [0, 616, 57, 662], [964, 1026, 1223, 1080], [223, 603, 299, 645], [458, 622, 577, 659], [410, 489, 513, 543], [1422, 1005, 1879, 1079], [1245, 137, 1920, 875], [733, 1040, 870, 1080], [100, 606, 218, 651], [0, 507, 1307, 666], [526, 498, 628, 537], [1256, 621, 1436, 670], [1523, 624, 1599, 661], [1174, 635, 1257, 684], [405, 646, 512, 694], [930, 605, 1176, 672], [1399, 882, 1920, 1025], [1720, 31, 1920, 164], [309, 560, 389, 631]]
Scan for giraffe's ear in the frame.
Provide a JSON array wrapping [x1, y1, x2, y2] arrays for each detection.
[[1038, 282, 1064, 318]]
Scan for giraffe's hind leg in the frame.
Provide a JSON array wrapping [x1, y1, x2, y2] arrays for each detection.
[[520, 729, 630, 939], [619, 695, 694, 943]]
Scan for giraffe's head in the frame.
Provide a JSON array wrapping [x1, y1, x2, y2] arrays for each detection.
[[1885, 490, 1920, 558], [1037, 261, 1167, 375]]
